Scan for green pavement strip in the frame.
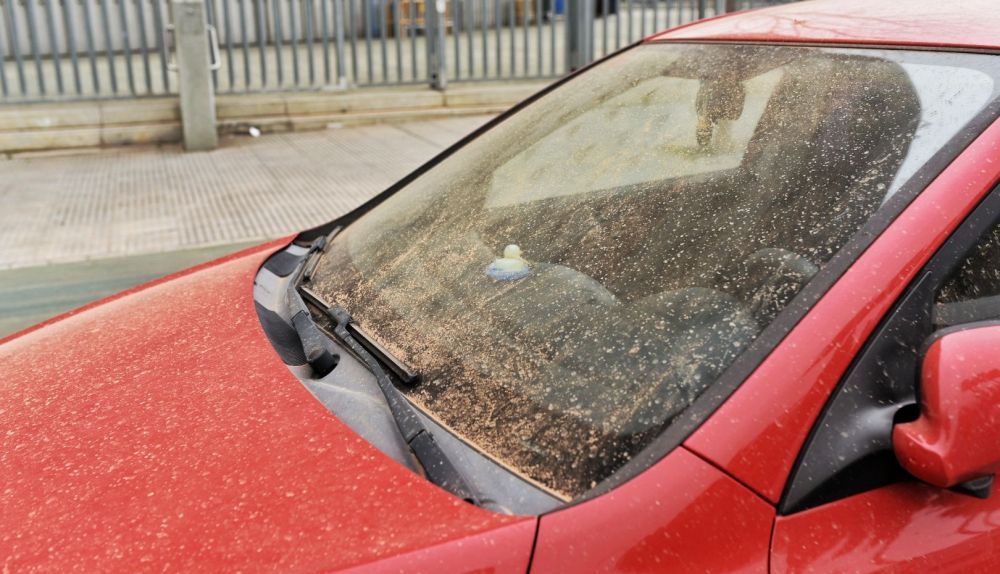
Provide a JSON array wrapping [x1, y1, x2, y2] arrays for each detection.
[[0, 241, 262, 340]]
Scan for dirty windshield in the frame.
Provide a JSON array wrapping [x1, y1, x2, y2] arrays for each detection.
[[311, 44, 1000, 498]]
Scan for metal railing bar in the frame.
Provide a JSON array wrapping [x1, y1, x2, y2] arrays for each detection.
[[117, 0, 137, 95], [153, 0, 169, 92], [320, 0, 331, 83], [334, 0, 346, 84], [466, 0, 474, 77], [535, 0, 541, 76], [480, 0, 486, 78], [493, 0, 500, 77], [364, 0, 373, 84], [23, 0, 46, 95], [135, 0, 154, 93], [507, 0, 513, 76], [406, 0, 414, 81], [288, 0, 300, 85], [452, 0, 460, 81], [616, 0, 622, 49], [379, 0, 387, 82], [203, 0, 217, 88], [600, 0, 607, 57], [0, 7, 8, 97], [82, 0, 102, 93], [272, 0, 286, 85], [522, 0, 528, 76], [305, 0, 316, 85], [3, 0, 26, 95], [254, 0, 267, 86], [222, 0, 237, 89], [100, 0, 118, 94], [42, 0, 63, 94], [628, 0, 634, 43], [349, 0, 358, 83], [548, 0, 554, 75], [61, 0, 83, 94], [393, 0, 402, 81], [640, 0, 646, 39], [205, 0, 221, 91], [236, 0, 250, 89]]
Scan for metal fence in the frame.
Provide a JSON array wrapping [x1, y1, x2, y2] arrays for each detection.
[[0, 0, 788, 103]]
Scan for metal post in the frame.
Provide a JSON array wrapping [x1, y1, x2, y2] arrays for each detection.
[[567, 0, 593, 72], [172, 0, 219, 151], [427, 0, 447, 89], [334, 0, 348, 86]]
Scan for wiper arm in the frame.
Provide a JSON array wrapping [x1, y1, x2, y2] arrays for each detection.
[[300, 286, 420, 386], [286, 232, 340, 377], [323, 304, 480, 505]]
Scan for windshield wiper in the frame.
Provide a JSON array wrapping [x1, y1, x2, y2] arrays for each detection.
[[285, 234, 479, 504], [322, 302, 480, 504]]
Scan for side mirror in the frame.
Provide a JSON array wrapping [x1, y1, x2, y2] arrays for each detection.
[[893, 324, 1000, 495]]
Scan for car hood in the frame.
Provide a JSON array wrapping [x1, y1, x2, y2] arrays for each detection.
[[0, 241, 532, 572]]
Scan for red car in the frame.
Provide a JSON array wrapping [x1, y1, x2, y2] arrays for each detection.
[[5, 0, 1000, 571]]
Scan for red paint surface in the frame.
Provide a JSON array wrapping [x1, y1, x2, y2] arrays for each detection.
[[684, 117, 1000, 503], [773, 482, 1000, 573], [530, 447, 773, 573], [0, 244, 533, 572], [653, 0, 1000, 51], [895, 326, 1000, 488]]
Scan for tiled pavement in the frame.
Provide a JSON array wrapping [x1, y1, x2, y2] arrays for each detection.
[[0, 114, 493, 270], [0, 114, 493, 337]]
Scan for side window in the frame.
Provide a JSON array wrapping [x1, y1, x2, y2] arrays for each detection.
[[935, 222, 1000, 327]]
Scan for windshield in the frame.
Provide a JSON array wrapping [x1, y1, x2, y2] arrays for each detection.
[[310, 44, 1000, 498]]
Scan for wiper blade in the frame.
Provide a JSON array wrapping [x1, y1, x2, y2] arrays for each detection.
[[301, 286, 421, 386], [323, 304, 480, 505]]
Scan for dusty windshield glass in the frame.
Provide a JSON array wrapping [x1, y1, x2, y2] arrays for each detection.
[[311, 44, 1000, 498]]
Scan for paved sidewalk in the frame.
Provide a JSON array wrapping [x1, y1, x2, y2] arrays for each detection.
[[0, 114, 493, 269]]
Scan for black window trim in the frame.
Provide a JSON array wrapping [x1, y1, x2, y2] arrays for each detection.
[[780, 184, 1000, 515]]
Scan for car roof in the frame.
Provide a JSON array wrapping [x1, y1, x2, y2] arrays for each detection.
[[651, 0, 1000, 52]]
